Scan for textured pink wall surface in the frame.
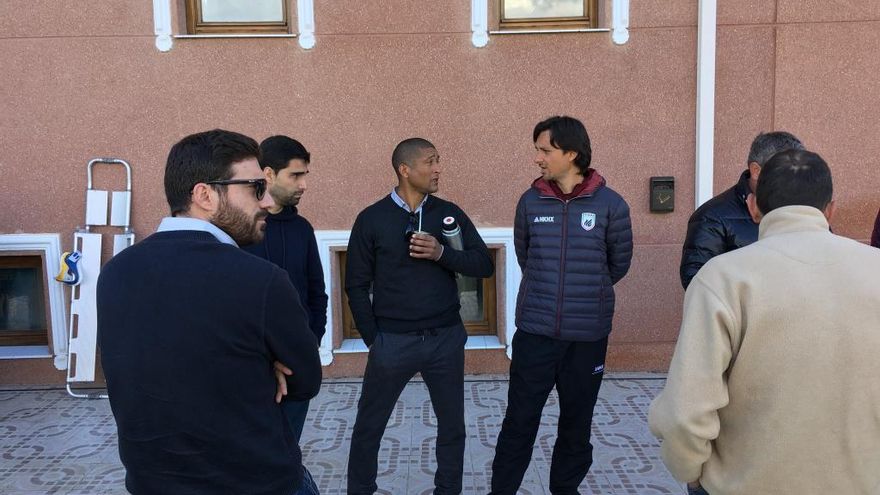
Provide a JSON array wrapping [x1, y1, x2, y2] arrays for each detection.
[[1, 0, 878, 383], [774, 21, 880, 238], [713, 25, 776, 192]]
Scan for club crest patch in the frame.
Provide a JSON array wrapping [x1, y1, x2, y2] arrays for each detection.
[[581, 212, 596, 231]]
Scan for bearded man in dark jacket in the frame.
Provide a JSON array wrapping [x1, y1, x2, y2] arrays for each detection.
[[98, 130, 322, 495], [489, 116, 633, 495], [679, 131, 804, 288]]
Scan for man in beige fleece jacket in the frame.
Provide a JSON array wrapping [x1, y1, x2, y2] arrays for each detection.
[[648, 149, 880, 495]]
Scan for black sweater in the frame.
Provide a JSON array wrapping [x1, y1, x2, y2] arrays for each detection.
[[345, 195, 494, 346], [97, 230, 321, 495], [244, 206, 328, 339]]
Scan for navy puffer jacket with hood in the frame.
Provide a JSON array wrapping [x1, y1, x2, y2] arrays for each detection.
[[514, 170, 633, 342]]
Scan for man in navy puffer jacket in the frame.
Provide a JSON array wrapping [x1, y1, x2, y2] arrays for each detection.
[[490, 116, 633, 495]]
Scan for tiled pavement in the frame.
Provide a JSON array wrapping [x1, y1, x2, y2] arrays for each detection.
[[0, 375, 682, 494]]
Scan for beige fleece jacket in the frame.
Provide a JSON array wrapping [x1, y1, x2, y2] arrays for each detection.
[[649, 206, 880, 495]]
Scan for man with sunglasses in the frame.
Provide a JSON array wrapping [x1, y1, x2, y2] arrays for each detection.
[[244, 136, 328, 445], [97, 129, 322, 494], [345, 137, 494, 495]]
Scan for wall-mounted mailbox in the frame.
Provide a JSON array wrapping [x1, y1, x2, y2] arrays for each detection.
[[650, 176, 675, 212]]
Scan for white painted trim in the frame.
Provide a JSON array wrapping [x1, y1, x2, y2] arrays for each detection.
[[314, 230, 352, 366], [334, 338, 368, 353], [490, 28, 609, 35], [152, 0, 173, 52], [466, 335, 506, 350], [152, 0, 312, 50], [476, 228, 518, 359], [0, 346, 52, 359], [471, 0, 489, 47], [334, 335, 506, 354], [297, 0, 316, 49], [313, 227, 519, 361], [611, 0, 630, 45], [474, 0, 628, 46], [695, 0, 717, 207], [174, 34, 298, 39], [0, 234, 69, 369]]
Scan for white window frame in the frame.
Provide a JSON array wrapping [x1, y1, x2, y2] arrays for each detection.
[[0, 234, 68, 369], [152, 0, 315, 51], [315, 227, 520, 364], [471, 0, 629, 47]]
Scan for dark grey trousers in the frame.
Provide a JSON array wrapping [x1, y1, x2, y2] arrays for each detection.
[[346, 323, 467, 495]]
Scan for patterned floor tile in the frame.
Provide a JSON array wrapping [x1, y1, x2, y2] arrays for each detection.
[[0, 375, 680, 494]]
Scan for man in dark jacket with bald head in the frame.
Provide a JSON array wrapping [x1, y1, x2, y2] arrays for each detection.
[[490, 116, 633, 495]]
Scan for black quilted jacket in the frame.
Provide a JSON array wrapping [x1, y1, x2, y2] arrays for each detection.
[[679, 170, 757, 289]]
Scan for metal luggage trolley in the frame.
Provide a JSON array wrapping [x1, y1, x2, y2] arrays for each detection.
[[65, 158, 134, 399]]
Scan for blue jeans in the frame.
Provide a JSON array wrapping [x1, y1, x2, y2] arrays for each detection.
[[293, 466, 320, 495]]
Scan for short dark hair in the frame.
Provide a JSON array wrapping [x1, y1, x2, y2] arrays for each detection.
[[164, 129, 260, 216], [391, 138, 435, 176], [259, 135, 311, 173], [756, 149, 833, 214], [533, 116, 592, 174], [747, 131, 804, 166]]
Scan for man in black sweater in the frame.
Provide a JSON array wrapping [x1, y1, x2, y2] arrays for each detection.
[[244, 135, 328, 444], [97, 129, 322, 495], [345, 138, 494, 494]]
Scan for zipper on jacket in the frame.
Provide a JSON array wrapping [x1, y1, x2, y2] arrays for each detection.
[[554, 201, 569, 338], [537, 192, 594, 338]]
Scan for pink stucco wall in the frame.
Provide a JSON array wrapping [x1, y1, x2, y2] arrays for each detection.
[[1, 0, 878, 383]]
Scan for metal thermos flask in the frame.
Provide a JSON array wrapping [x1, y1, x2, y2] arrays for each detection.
[[442, 216, 464, 250]]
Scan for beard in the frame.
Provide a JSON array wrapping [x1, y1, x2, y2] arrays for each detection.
[[213, 195, 266, 246], [268, 183, 301, 207]]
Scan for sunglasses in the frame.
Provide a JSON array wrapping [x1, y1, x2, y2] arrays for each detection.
[[404, 211, 422, 240], [205, 178, 267, 201]]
